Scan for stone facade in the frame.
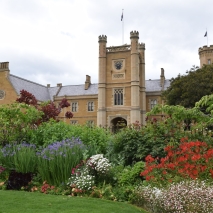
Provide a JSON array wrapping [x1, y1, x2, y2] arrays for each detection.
[[0, 31, 172, 127], [199, 45, 213, 67], [0, 62, 18, 104]]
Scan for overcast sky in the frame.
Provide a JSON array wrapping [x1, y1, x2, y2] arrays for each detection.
[[1, 0, 212, 87]]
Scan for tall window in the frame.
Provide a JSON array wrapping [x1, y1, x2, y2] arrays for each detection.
[[208, 59, 211, 64], [151, 99, 157, 109], [114, 89, 123, 105], [71, 102, 78, 112], [88, 102, 94, 111]]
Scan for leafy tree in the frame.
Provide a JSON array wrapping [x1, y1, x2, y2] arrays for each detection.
[[16, 89, 73, 123], [0, 103, 42, 146], [162, 64, 213, 108]]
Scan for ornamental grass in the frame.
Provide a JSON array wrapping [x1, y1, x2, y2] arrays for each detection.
[[0, 142, 37, 173], [37, 138, 85, 186]]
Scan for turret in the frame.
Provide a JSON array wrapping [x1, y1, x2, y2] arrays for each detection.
[[199, 45, 213, 67]]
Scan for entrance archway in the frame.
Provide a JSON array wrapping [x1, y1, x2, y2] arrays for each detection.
[[111, 117, 127, 133]]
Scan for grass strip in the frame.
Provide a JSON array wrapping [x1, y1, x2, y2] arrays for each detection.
[[0, 190, 148, 213]]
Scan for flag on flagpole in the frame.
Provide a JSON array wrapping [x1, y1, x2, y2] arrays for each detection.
[[204, 31, 207, 37], [121, 12, 123, 21]]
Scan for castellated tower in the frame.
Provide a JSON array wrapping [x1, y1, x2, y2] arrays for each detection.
[[199, 45, 213, 67], [97, 31, 146, 128]]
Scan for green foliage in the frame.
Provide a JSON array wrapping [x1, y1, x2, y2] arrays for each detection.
[[118, 162, 145, 186], [30, 120, 112, 154], [195, 94, 213, 126], [29, 120, 71, 146], [16, 90, 73, 122], [0, 165, 7, 185], [162, 64, 213, 108], [113, 104, 213, 166], [113, 127, 146, 165], [0, 143, 37, 173], [112, 124, 168, 166], [68, 124, 112, 155], [0, 103, 43, 146], [147, 104, 213, 146]]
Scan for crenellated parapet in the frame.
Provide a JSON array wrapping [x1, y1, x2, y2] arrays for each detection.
[[98, 35, 107, 43], [199, 45, 213, 66], [199, 45, 213, 54], [106, 44, 131, 52], [139, 43, 145, 49], [130, 30, 139, 39]]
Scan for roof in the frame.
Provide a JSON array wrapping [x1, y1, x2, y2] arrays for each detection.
[[9, 74, 52, 102], [58, 84, 98, 96], [8, 74, 170, 101], [145, 79, 170, 92]]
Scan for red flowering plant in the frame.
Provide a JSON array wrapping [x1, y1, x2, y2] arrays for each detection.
[[17, 90, 73, 124], [140, 137, 213, 186]]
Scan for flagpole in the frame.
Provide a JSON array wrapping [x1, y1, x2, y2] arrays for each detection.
[[204, 29, 208, 46], [122, 9, 124, 45], [207, 28, 208, 46]]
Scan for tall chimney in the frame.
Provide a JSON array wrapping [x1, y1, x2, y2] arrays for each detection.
[[85, 75, 91, 90], [160, 68, 165, 87]]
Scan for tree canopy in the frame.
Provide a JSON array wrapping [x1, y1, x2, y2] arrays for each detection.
[[162, 64, 213, 108], [17, 89, 73, 123]]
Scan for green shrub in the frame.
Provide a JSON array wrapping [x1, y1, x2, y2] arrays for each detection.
[[118, 161, 145, 186], [113, 127, 146, 165], [29, 120, 71, 146], [0, 103, 42, 146], [29, 120, 112, 155], [66, 124, 112, 155], [112, 125, 167, 166]]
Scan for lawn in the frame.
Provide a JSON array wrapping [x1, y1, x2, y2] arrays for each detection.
[[0, 190, 148, 213]]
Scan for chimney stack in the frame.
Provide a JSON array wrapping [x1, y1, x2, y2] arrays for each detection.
[[85, 75, 91, 90], [160, 68, 165, 87]]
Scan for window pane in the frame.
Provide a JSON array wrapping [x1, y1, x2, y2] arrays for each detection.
[[72, 102, 77, 112], [88, 102, 94, 111]]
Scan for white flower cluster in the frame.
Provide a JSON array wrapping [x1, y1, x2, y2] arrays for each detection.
[[135, 180, 213, 213], [67, 154, 111, 192], [86, 154, 111, 174], [67, 167, 95, 191]]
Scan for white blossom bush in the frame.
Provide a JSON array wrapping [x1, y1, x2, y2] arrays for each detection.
[[67, 164, 95, 192], [86, 154, 111, 175], [67, 154, 111, 193], [133, 180, 213, 213]]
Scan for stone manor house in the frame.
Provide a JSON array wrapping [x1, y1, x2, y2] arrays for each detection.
[[0, 31, 213, 128]]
